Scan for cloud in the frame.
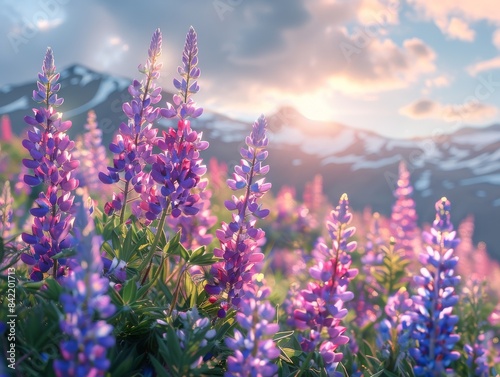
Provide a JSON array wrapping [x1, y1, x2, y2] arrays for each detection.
[[437, 17, 475, 41], [400, 98, 498, 123], [425, 75, 451, 88], [467, 57, 500, 76], [407, 0, 500, 41], [493, 29, 500, 49]]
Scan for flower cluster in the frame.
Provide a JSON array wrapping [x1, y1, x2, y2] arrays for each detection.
[[166, 179, 217, 249], [138, 26, 207, 223], [409, 197, 461, 376], [205, 115, 271, 317], [73, 111, 109, 196], [290, 194, 358, 375], [54, 201, 115, 377], [225, 278, 280, 377], [0, 181, 13, 239], [390, 161, 417, 258], [20, 48, 79, 281], [99, 29, 167, 220]]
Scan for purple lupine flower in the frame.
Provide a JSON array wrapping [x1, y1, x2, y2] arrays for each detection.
[[225, 278, 280, 377], [208, 158, 228, 191], [156, 307, 217, 371], [390, 161, 418, 259], [290, 194, 358, 376], [74, 111, 109, 196], [171, 26, 203, 119], [99, 28, 167, 222], [166, 179, 216, 249], [408, 197, 461, 376], [141, 118, 208, 222], [20, 47, 79, 281], [205, 115, 271, 318], [0, 181, 13, 239], [54, 199, 115, 377], [464, 342, 489, 377], [139, 26, 207, 223]]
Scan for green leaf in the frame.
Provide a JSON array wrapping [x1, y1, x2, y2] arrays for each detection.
[[122, 277, 138, 304], [150, 355, 171, 377]]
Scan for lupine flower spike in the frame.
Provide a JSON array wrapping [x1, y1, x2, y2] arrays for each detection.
[[0, 181, 13, 240], [290, 194, 358, 376], [205, 115, 271, 318], [139, 26, 207, 223], [54, 199, 115, 377], [390, 161, 417, 259], [225, 277, 280, 376], [409, 197, 461, 376], [20, 47, 79, 281], [99, 28, 166, 223], [74, 111, 109, 197]]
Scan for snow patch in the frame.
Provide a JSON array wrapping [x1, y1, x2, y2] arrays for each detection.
[[272, 128, 355, 157], [0, 96, 29, 114], [460, 174, 500, 186], [64, 78, 123, 118], [452, 131, 500, 148], [415, 170, 431, 191]]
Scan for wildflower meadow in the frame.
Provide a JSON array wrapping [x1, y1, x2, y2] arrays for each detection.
[[1, 27, 499, 377]]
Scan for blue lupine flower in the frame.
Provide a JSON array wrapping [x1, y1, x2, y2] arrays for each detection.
[[409, 197, 461, 376]]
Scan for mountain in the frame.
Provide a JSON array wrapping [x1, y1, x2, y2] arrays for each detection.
[[1, 64, 499, 260]]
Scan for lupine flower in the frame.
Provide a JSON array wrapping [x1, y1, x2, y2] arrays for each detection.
[[376, 287, 414, 372], [54, 200, 115, 377], [208, 158, 228, 191], [73, 111, 109, 196], [139, 26, 207, 223], [464, 342, 490, 377], [157, 307, 217, 372], [0, 181, 13, 239], [225, 278, 280, 377], [166, 179, 216, 249], [20, 47, 79, 281], [205, 115, 271, 317], [302, 174, 326, 220], [99, 28, 168, 221], [390, 161, 418, 259], [408, 197, 461, 376], [290, 194, 358, 376]]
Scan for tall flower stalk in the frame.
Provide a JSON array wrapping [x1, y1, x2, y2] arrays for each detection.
[[74, 110, 109, 197], [205, 115, 271, 318], [225, 278, 280, 376], [409, 197, 461, 376], [0, 181, 13, 240], [20, 48, 79, 281], [54, 200, 115, 377], [99, 28, 168, 224], [390, 161, 417, 259], [290, 194, 358, 376]]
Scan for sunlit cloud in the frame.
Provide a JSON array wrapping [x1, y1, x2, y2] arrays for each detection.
[[93, 36, 130, 70], [467, 57, 500, 76], [493, 29, 500, 49], [400, 98, 498, 123], [425, 75, 451, 88], [437, 17, 475, 41], [407, 0, 500, 41]]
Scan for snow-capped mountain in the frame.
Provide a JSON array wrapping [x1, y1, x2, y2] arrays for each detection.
[[1, 64, 499, 260]]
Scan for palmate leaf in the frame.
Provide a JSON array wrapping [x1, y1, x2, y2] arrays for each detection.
[[370, 240, 410, 301]]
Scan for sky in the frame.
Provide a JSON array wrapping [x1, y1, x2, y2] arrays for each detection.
[[1, 0, 500, 139]]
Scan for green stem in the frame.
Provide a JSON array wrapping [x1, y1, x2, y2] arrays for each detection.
[[296, 351, 314, 376], [168, 265, 187, 317], [141, 207, 168, 285], [119, 180, 130, 225]]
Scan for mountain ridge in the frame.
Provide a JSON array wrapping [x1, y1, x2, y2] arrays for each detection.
[[1, 64, 499, 260]]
